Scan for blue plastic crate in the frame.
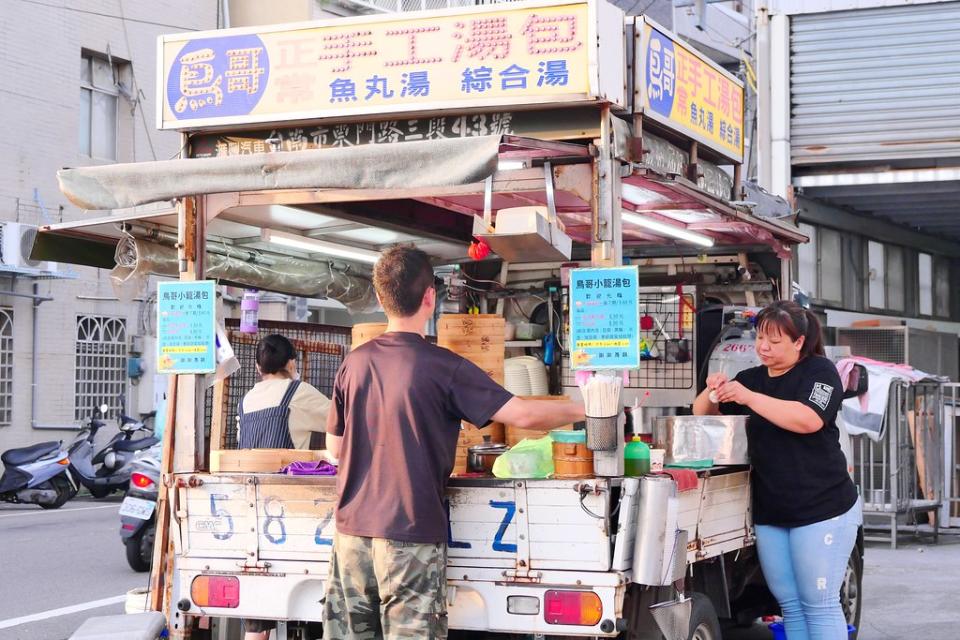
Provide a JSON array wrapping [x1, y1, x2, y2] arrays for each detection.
[[768, 622, 856, 639]]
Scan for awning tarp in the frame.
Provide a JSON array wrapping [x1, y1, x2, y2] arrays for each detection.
[[57, 135, 502, 210]]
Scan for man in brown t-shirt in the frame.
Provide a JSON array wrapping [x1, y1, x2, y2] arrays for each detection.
[[323, 246, 585, 640]]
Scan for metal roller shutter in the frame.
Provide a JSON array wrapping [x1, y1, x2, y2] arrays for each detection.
[[790, 2, 960, 165]]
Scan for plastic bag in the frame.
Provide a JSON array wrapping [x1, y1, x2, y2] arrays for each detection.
[[492, 436, 554, 479]]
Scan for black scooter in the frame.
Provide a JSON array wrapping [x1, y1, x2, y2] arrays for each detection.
[[68, 403, 158, 499]]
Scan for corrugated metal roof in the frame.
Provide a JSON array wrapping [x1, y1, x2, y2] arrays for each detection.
[[800, 177, 960, 242], [790, 2, 960, 165]]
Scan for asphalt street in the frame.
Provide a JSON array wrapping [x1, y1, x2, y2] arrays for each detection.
[[1, 496, 957, 640], [0, 496, 147, 640]]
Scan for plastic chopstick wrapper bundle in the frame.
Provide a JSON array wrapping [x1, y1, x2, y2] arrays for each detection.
[[579, 372, 623, 451]]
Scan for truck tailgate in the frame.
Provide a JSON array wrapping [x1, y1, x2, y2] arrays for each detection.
[[178, 475, 613, 572]]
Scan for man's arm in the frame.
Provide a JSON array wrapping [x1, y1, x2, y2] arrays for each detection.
[[491, 397, 585, 431], [326, 433, 342, 460]]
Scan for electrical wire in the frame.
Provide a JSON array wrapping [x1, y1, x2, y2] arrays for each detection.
[[117, 0, 158, 161], [461, 272, 507, 289]]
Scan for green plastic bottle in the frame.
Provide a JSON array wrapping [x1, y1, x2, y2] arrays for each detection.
[[624, 437, 651, 477]]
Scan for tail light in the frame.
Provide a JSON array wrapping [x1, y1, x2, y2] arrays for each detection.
[[191, 575, 240, 608], [544, 590, 602, 626], [131, 472, 155, 489]]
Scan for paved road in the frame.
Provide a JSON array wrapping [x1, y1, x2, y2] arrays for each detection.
[[0, 496, 147, 640], [1, 496, 957, 640]]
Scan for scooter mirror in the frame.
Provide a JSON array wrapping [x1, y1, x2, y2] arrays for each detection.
[[100, 404, 109, 415]]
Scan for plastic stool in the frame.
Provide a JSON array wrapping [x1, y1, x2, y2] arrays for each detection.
[[69, 612, 166, 640]]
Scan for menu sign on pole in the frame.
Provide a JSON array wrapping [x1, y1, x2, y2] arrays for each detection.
[[157, 280, 217, 375], [569, 266, 640, 370]]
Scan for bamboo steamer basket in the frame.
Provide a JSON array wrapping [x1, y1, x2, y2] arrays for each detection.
[[438, 314, 505, 385], [552, 440, 593, 479], [505, 395, 573, 446], [438, 314, 505, 337], [453, 450, 468, 476], [210, 449, 326, 473], [351, 323, 388, 350], [459, 421, 505, 445]]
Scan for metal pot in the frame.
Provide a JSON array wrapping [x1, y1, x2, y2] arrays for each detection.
[[467, 443, 508, 474], [652, 415, 749, 465]]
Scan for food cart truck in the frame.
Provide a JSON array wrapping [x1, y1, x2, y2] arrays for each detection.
[[37, 1, 862, 638]]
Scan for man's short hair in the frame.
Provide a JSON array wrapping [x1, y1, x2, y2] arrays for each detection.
[[373, 245, 435, 317]]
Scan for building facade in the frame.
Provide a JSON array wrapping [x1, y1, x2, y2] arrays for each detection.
[[0, 1, 220, 449], [755, 0, 960, 374]]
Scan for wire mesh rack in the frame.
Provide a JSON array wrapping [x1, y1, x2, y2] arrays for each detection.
[[561, 286, 696, 393], [205, 319, 351, 450]]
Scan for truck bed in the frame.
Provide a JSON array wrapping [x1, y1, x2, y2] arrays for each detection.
[[172, 469, 752, 634]]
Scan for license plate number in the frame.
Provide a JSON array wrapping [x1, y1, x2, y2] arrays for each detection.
[[119, 496, 156, 520]]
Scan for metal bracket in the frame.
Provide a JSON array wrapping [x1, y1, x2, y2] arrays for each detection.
[[482, 176, 494, 227], [501, 569, 543, 584], [543, 161, 558, 225], [514, 481, 531, 577]]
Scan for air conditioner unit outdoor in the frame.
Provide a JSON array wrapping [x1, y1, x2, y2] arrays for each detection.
[[0, 222, 58, 273]]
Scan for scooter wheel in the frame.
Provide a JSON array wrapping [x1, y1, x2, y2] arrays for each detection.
[[126, 521, 156, 572], [38, 475, 77, 509]]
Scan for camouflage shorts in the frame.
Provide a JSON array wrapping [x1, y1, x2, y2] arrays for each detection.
[[323, 532, 448, 640]]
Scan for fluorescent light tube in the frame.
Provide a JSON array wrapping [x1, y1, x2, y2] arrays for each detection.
[[261, 229, 381, 264], [621, 210, 714, 248], [497, 159, 526, 171]]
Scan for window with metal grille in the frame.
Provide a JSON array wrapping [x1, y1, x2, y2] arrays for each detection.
[[75, 316, 127, 421], [0, 308, 12, 427]]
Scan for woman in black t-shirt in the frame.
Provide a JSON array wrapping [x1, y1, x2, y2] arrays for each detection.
[[693, 301, 860, 640]]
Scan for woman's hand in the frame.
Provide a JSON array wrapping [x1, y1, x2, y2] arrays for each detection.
[[706, 372, 729, 391], [715, 381, 755, 407]]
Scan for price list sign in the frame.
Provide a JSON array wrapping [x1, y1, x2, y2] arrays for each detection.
[[569, 266, 639, 370], [157, 280, 217, 374]]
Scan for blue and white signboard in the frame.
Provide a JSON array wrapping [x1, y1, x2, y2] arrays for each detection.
[[157, 280, 217, 375], [569, 266, 639, 370]]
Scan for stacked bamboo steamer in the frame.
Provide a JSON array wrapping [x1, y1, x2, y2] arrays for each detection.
[[440, 314, 506, 475], [437, 314, 505, 385], [351, 322, 388, 350]]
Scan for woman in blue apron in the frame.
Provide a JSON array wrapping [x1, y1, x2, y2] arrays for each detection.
[[239, 334, 330, 640]]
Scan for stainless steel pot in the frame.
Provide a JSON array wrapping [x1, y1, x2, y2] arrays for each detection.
[[652, 415, 749, 465], [467, 443, 509, 474]]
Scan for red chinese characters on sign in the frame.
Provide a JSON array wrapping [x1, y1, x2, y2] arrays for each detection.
[[191, 9, 586, 115], [522, 14, 582, 54], [452, 17, 512, 62], [224, 48, 265, 95], [317, 30, 378, 73], [385, 26, 443, 67]]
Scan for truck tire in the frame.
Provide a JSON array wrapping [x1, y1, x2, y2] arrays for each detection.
[[688, 593, 722, 640], [841, 548, 863, 638]]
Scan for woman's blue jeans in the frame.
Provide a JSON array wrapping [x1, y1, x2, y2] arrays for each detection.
[[755, 500, 862, 640]]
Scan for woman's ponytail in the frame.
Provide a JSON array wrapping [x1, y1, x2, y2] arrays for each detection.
[[800, 309, 825, 359]]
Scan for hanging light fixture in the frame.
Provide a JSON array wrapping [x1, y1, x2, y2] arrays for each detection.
[[261, 229, 381, 264], [621, 210, 714, 248]]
